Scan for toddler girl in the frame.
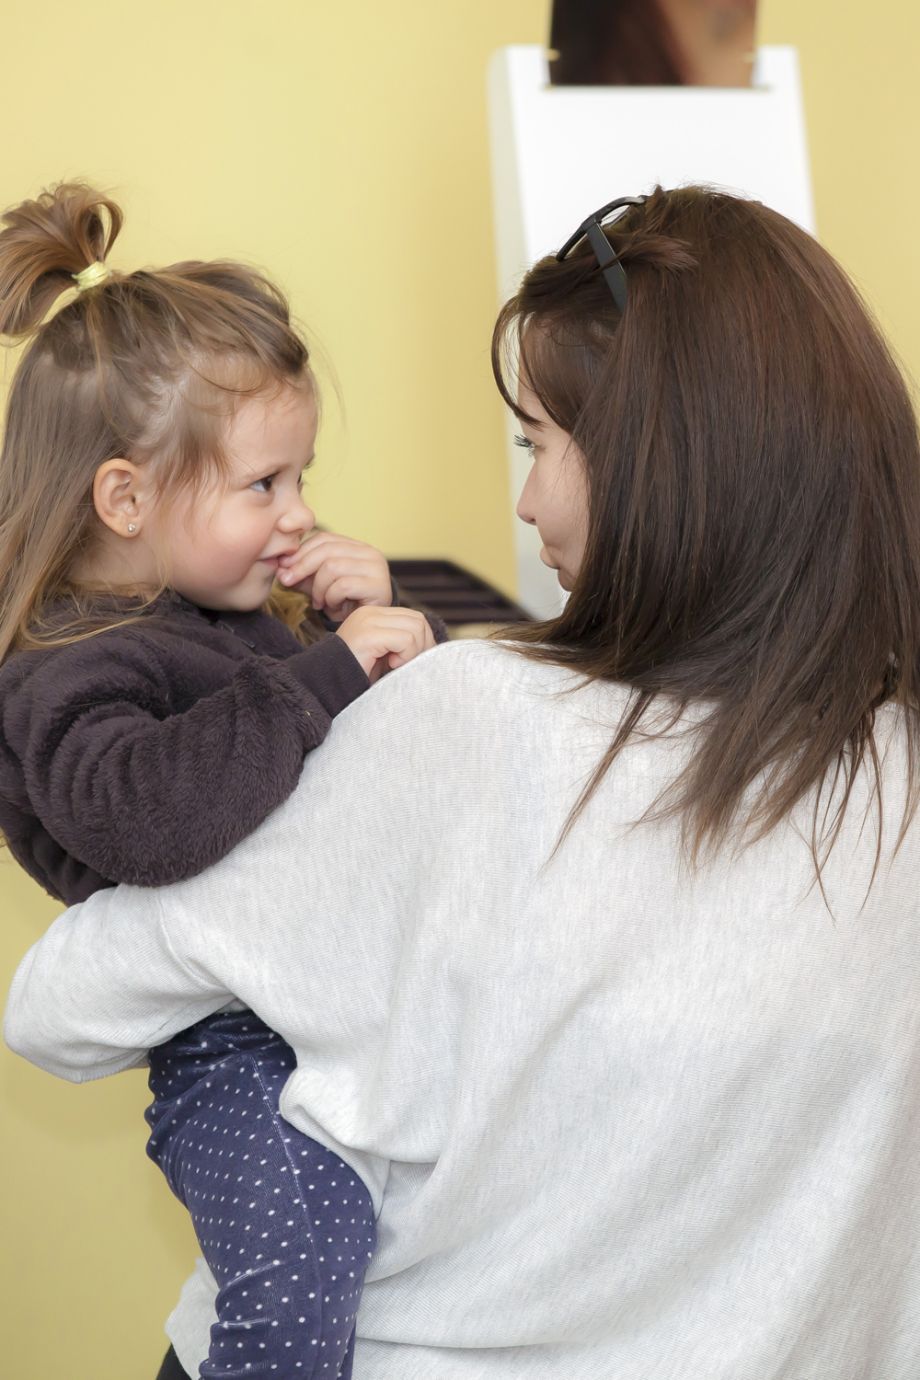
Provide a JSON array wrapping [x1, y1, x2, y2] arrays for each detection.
[[0, 182, 440, 1378]]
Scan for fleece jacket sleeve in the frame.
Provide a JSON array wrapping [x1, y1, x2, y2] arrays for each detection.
[[1, 632, 369, 888]]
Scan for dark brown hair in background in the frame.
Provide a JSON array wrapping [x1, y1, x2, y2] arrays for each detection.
[[550, 0, 757, 87], [492, 186, 920, 875]]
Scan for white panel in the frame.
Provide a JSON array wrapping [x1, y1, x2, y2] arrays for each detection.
[[489, 45, 814, 616]]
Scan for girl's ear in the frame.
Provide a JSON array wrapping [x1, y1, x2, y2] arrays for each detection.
[[92, 458, 151, 538]]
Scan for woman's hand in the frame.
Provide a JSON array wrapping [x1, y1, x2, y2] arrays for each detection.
[[277, 531, 391, 621], [334, 606, 436, 682]]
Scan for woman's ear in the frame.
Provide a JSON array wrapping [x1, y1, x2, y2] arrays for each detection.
[[92, 458, 150, 538]]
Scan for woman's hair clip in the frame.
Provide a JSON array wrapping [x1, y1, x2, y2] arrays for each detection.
[[556, 195, 646, 312]]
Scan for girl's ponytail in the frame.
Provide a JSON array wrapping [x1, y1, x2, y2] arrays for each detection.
[[0, 182, 122, 337], [0, 179, 312, 665]]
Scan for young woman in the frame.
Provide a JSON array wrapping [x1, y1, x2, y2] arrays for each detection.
[[7, 186, 920, 1379]]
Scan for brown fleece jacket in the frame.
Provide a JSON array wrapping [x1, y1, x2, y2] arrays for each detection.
[[0, 592, 376, 904]]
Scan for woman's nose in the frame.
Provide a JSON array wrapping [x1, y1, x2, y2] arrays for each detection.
[[516, 469, 538, 526]]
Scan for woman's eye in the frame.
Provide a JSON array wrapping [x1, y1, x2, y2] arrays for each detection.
[[514, 433, 535, 452], [250, 475, 276, 494]]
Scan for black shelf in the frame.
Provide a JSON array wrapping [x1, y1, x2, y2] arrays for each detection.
[[389, 559, 534, 627]]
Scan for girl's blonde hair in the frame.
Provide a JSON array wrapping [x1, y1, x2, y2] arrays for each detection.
[[0, 181, 314, 661]]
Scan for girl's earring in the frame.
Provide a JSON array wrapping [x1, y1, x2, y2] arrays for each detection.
[[127, 523, 137, 534]]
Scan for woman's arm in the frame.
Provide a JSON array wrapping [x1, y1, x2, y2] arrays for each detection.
[[3, 643, 474, 1081], [3, 885, 231, 1079]]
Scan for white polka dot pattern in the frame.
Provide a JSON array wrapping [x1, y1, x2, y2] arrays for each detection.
[[147, 1011, 376, 1378]]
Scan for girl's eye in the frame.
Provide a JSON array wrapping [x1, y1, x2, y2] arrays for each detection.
[[250, 475, 276, 494], [514, 433, 535, 452]]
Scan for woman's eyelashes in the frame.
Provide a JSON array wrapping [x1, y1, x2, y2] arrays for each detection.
[[514, 433, 535, 452]]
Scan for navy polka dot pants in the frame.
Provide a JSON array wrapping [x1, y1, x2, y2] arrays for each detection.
[[146, 1010, 376, 1379]]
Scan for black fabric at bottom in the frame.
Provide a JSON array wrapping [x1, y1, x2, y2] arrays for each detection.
[[156, 1346, 191, 1380]]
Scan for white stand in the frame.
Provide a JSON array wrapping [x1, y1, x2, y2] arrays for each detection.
[[489, 44, 814, 617]]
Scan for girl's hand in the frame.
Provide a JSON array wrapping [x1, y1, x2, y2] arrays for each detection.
[[335, 606, 436, 682], [277, 531, 391, 621]]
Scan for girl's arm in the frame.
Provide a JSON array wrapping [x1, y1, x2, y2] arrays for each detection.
[[2, 630, 368, 891]]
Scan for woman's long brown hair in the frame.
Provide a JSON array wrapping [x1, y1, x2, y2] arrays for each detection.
[[0, 181, 316, 662], [493, 186, 920, 873]]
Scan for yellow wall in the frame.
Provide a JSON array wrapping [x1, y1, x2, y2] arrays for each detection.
[[2, 2, 919, 1375]]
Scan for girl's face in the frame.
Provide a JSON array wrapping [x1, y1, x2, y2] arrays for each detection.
[[515, 381, 589, 592], [149, 385, 317, 611]]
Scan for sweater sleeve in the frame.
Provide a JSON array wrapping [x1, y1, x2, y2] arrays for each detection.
[[3, 631, 369, 889], [2, 641, 476, 1084]]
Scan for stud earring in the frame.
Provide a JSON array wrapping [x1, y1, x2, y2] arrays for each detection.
[[127, 523, 137, 534]]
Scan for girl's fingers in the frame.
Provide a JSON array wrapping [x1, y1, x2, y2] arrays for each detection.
[[282, 554, 390, 609], [308, 560, 367, 605], [334, 608, 435, 676], [280, 535, 385, 577], [287, 530, 353, 564], [277, 548, 349, 586], [317, 573, 386, 614], [281, 538, 349, 579], [385, 621, 437, 667], [320, 598, 358, 622], [279, 554, 361, 596]]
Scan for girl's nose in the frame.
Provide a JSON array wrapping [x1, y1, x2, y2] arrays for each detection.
[[280, 494, 315, 535]]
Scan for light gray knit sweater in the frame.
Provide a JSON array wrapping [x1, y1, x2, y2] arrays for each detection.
[[6, 639, 920, 1379]]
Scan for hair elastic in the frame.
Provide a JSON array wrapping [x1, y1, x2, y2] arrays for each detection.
[[72, 261, 111, 292]]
